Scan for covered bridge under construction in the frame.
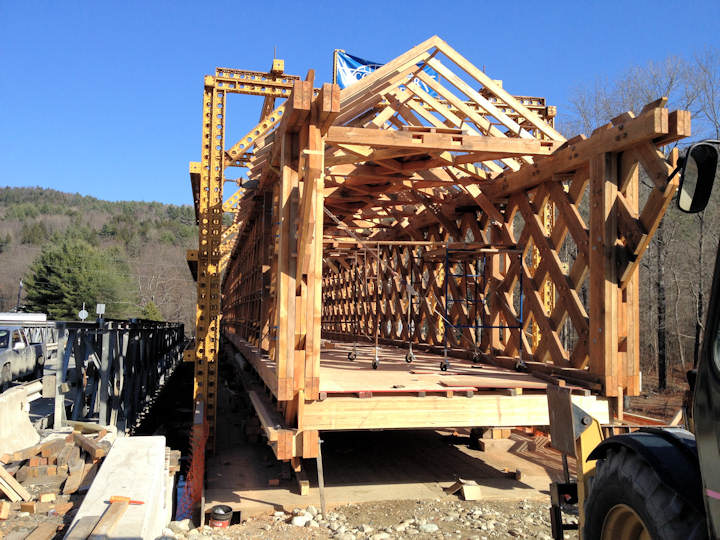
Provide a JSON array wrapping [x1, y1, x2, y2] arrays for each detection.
[[185, 36, 689, 483]]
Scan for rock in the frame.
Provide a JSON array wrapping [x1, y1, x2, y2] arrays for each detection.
[[419, 523, 439, 533], [307, 505, 319, 516], [337, 533, 355, 540], [292, 514, 311, 527], [329, 522, 341, 532], [359, 524, 374, 533], [263, 524, 272, 530], [186, 530, 199, 539], [161, 529, 177, 539], [273, 511, 287, 517], [508, 529, 521, 537], [371, 534, 391, 540], [307, 520, 320, 528]]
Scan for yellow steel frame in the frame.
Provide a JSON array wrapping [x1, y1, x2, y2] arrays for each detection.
[[190, 61, 295, 450]]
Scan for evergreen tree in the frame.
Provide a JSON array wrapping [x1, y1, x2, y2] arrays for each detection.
[[140, 300, 164, 321], [23, 239, 136, 319]]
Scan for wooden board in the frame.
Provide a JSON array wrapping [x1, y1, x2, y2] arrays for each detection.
[[303, 393, 609, 431], [89, 500, 129, 538], [0, 464, 32, 501]]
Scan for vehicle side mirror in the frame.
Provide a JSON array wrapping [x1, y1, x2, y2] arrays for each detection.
[[13, 341, 25, 350], [678, 141, 720, 214]]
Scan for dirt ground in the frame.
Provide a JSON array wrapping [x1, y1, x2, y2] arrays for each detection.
[[164, 497, 573, 539], [625, 367, 687, 421]]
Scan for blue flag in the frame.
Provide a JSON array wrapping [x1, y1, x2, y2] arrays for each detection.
[[335, 51, 383, 89], [335, 50, 439, 97]]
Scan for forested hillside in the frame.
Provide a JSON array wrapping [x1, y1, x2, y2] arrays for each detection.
[[0, 187, 197, 329]]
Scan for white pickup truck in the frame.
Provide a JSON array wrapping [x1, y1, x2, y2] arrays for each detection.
[[0, 326, 50, 391]]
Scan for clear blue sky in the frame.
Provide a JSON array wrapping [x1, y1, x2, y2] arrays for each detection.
[[2, 0, 719, 206]]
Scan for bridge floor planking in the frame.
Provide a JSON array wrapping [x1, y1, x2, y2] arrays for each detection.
[[319, 341, 548, 395]]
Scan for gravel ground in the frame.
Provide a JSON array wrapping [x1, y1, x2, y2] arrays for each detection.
[[163, 498, 579, 539]]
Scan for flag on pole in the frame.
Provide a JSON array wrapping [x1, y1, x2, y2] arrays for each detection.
[[334, 50, 439, 97], [335, 51, 383, 89]]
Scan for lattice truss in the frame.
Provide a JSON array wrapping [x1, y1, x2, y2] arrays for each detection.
[[194, 35, 690, 441]]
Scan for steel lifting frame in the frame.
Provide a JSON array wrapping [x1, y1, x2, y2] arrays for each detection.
[[190, 60, 299, 451], [442, 247, 524, 371]]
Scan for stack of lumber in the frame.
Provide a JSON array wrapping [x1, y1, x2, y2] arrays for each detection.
[[0, 425, 112, 539]]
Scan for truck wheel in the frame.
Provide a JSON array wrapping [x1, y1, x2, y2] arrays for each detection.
[[583, 446, 707, 540], [1, 364, 10, 392]]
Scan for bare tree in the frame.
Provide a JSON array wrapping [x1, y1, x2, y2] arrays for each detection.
[[563, 53, 701, 390]]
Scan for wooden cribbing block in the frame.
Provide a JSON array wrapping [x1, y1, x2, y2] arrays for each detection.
[[444, 478, 482, 501], [295, 468, 310, 496], [0, 464, 32, 501], [39, 493, 56, 503], [40, 439, 67, 458], [56, 444, 79, 467], [73, 432, 106, 460], [0, 500, 10, 519], [20, 501, 36, 513]]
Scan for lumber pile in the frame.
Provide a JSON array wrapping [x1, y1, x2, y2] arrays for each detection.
[[0, 428, 112, 539]]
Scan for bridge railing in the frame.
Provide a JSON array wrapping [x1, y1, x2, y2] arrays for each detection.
[[53, 319, 185, 433]]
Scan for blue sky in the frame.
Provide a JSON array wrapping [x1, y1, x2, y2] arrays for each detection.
[[1, 1, 719, 206]]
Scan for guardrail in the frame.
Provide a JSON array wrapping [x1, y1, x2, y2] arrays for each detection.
[[53, 319, 185, 433]]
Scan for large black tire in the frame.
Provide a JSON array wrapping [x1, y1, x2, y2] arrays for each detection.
[[584, 446, 707, 540]]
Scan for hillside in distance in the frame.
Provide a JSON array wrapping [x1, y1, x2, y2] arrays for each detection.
[[0, 187, 197, 329]]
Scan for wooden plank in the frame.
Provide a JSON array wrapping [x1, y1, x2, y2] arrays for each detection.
[[248, 391, 280, 442], [62, 457, 85, 495], [0, 463, 32, 501], [25, 522, 58, 540], [89, 500, 129, 538]]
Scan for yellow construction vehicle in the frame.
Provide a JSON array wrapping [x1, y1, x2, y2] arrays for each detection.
[[549, 140, 720, 539]]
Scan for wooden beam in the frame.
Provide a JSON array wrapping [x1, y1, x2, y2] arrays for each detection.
[[325, 126, 559, 156], [589, 153, 619, 395]]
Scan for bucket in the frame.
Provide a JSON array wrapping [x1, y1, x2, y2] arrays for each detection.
[[208, 504, 233, 528]]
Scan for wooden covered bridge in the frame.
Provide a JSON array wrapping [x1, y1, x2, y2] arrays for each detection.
[[186, 36, 689, 475]]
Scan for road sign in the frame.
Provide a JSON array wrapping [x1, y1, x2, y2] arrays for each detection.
[[78, 302, 88, 321], [96, 304, 106, 315]]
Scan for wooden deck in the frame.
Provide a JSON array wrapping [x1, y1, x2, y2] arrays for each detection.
[[228, 334, 610, 441], [319, 342, 550, 396]]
